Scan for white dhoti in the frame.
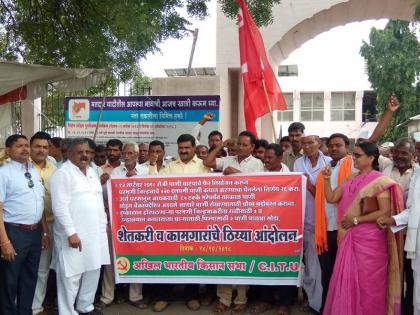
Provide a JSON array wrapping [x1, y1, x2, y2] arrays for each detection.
[[56, 261, 100, 315], [303, 229, 323, 313]]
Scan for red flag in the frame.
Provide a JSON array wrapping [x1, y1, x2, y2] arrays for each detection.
[[236, 0, 286, 136]]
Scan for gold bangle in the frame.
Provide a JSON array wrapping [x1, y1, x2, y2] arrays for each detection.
[[324, 176, 331, 179]]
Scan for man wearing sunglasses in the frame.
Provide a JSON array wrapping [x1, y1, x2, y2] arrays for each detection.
[[0, 134, 45, 314], [50, 138, 109, 315]]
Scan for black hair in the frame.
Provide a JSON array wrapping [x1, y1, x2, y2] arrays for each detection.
[[356, 142, 380, 171], [208, 130, 223, 140], [85, 138, 96, 150], [30, 131, 51, 145], [288, 122, 305, 133], [5, 134, 27, 148], [51, 137, 62, 148], [196, 144, 209, 152], [239, 131, 257, 146], [328, 133, 350, 147], [280, 136, 291, 143], [266, 143, 284, 157], [209, 146, 227, 157], [255, 139, 269, 150], [67, 138, 89, 152], [106, 139, 123, 150], [177, 134, 196, 146], [95, 144, 106, 153], [149, 140, 165, 150]]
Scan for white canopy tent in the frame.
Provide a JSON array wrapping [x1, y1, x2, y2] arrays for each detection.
[[0, 61, 109, 143]]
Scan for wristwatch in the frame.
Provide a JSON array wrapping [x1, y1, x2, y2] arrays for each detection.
[[353, 217, 359, 225]]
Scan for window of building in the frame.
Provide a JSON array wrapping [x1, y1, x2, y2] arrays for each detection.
[[331, 92, 356, 121], [277, 93, 293, 121], [300, 93, 324, 121], [278, 65, 298, 77]]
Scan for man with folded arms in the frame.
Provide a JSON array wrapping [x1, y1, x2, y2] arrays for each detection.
[[0, 134, 47, 315], [50, 138, 109, 315]]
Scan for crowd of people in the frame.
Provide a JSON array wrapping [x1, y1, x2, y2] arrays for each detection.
[[0, 94, 419, 315]]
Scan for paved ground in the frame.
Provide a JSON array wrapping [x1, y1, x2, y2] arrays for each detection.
[[102, 301, 311, 315]]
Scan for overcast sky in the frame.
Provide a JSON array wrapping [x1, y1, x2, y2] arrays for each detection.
[[139, 0, 388, 92]]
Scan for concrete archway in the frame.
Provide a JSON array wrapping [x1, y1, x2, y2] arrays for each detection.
[[268, 0, 414, 65], [215, 0, 416, 140]]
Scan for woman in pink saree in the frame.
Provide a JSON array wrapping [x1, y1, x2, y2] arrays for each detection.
[[322, 142, 404, 315]]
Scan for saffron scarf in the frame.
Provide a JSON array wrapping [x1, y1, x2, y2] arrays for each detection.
[[314, 155, 352, 254]]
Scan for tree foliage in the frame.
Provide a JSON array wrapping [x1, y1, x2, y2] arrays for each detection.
[[0, 0, 280, 80], [360, 20, 420, 140]]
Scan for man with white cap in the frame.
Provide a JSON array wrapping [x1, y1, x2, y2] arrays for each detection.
[[293, 133, 331, 313]]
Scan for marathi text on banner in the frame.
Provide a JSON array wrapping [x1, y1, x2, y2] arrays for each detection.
[[109, 173, 305, 285]]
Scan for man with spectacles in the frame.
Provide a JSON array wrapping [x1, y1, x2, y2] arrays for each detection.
[[95, 142, 156, 311], [0, 134, 46, 314]]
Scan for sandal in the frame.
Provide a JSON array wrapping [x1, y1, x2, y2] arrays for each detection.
[[277, 305, 290, 315], [249, 301, 272, 314], [212, 301, 230, 315], [231, 303, 246, 315]]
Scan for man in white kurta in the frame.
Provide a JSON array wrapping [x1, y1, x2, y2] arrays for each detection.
[[50, 138, 110, 315]]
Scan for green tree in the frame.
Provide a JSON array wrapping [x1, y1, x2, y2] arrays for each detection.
[[360, 20, 420, 140], [0, 0, 280, 80], [129, 71, 152, 96]]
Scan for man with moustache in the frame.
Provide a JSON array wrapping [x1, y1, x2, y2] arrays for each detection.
[[150, 134, 209, 312], [29, 132, 57, 315], [138, 143, 149, 164], [204, 131, 264, 315], [50, 138, 109, 315], [315, 133, 352, 313], [141, 140, 167, 172], [253, 139, 269, 161], [293, 134, 331, 314], [96, 142, 154, 311], [100, 139, 123, 180], [0, 134, 46, 315], [283, 122, 305, 170], [249, 144, 294, 315], [381, 138, 417, 314]]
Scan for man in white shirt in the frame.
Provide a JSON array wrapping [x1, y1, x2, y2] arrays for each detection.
[[50, 138, 110, 315], [379, 138, 417, 315], [141, 140, 167, 172], [96, 142, 155, 311], [204, 131, 264, 315], [204, 131, 264, 175]]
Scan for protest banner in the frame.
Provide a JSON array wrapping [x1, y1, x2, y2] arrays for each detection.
[[109, 173, 305, 285], [64, 95, 220, 156]]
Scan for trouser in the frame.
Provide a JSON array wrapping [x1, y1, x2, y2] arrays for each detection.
[[302, 229, 322, 313], [255, 285, 297, 306], [404, 253, 414, 315], [154, 284, 199, 301], [413, 257, 420, 315], [100, 256, 142, 303], [217, 285, 248, 306], [32, 224, 53, 314], [0, 224, 42, 315], [317, 230, 337, 313], [56, 266, 100, 315]]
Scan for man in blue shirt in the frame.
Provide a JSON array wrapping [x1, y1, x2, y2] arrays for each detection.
[[0, 134, 47, 315]]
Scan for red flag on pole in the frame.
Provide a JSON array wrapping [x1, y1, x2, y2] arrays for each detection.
[[236, 0, 286, 136]]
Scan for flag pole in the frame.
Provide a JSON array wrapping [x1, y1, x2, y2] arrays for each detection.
[[261, 76, 277, 142]]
